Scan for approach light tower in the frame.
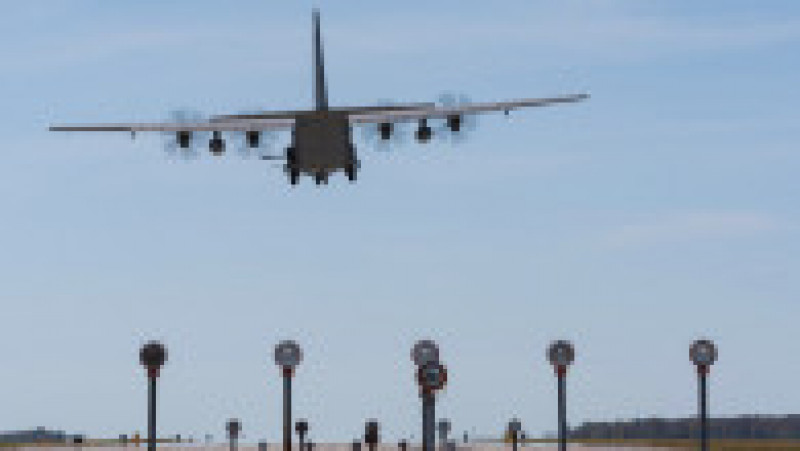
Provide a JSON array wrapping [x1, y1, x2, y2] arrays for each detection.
[[507, 418, 522, 451], [547, 340, 574, 451], [226, 419, 241, 451], [690, 339, 717, 451], [364, 420, 380, 451], [295, 419, 309, 451], [411, 340, 447, 451], [139, 341, 167, 451], [274, 340, 303, 451]]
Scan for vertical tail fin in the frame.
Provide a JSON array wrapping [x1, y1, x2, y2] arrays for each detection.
[[313, 9, 329, 111]]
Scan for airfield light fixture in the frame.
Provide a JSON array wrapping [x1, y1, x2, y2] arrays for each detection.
[[411, 340, 440, 367], [364, 420, 380, 451], [226, 419, 242, 451], [418, 361, 448, 393], [139, 341, 167, 451], [438, 419, 451, 446], [274, 340, 303, 451], [295, 419, 309, 451], [547, 340, 574, 451], [507, 418, 522, 451], [690, 339, 717, 451], [690, 339, 717, 371]]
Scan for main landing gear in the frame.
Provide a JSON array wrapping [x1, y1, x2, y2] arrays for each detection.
[[346, 145, 358, 183]]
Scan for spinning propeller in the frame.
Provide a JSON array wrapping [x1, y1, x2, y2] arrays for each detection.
[[434, 91, 478, 144], [161, 109, 283, 161], [161, 109, 207, 160]]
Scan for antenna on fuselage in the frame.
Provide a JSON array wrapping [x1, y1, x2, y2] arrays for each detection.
[[313, 9, 329, 111]]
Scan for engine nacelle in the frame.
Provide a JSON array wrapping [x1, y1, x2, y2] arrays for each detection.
[[378, 122, 393, 140], [177, 131, 191, 149], [209, 131, 225, 155], [446, 114, 462, 133], [416, 119, 432, 143], [246, 131, 260, 148]]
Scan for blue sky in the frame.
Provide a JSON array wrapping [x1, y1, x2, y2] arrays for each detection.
[[1, 0, 799, 443]]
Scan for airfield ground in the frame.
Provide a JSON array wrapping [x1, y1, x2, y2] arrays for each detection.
[[7, 442, 800, 450]]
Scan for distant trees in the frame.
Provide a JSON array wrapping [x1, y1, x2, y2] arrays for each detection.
[[569, 415, 800, 440]]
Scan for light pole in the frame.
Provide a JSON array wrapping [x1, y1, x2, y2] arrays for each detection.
[[296, 419, 309, 451], [690, 339, 717, 451], [274, 340, 303, 451], [547, 340, 574, 451], [507, 418, 521, 451], [139, 341, 167, 451], [365, 420, 379, 451], [226, 419, 241, 451], [411, 340, 442, 451]]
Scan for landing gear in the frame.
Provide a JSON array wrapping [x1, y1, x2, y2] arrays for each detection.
[[346, 145, 358, 183], [345, 163, 357, 182], [286, 146, 299, 186], [314, 171, 327, 185]]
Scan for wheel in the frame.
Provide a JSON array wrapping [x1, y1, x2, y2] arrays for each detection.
[[315, 172, 324, 185], [290, 168, 300, 185]]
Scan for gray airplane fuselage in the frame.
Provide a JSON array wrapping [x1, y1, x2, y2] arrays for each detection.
[[289, 111, 354, 180]]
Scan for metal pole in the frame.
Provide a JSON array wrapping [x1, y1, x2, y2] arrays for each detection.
[[283, 373, 292, 451], [148, 376, 157, 451], [422, 392, 436, 451], [699, 368, 708, 451], [299, 433, 305, 451], [512, 432, 518, 451], [557, 368, 566, 451], [230, 436, 236, 451], [421, 394, 428, 451]]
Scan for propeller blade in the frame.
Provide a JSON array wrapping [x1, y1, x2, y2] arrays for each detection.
[[359, 98, 411, 151], [436, 92, 478, 144], [161, 109, 208, 161]]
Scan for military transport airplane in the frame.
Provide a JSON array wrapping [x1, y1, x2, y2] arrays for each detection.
[[50, 10, 589, 185]]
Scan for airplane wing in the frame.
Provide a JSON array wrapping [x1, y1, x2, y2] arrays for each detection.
[[349, 93, 589, 124], [207, 103, 437, 122], [49, 118, 295, 133]]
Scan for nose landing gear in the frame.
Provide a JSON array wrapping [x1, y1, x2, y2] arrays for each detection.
[[314, 171, 328, 185]]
